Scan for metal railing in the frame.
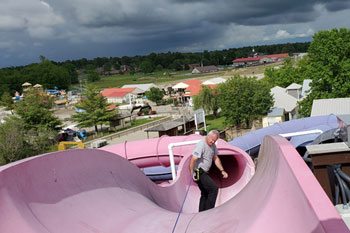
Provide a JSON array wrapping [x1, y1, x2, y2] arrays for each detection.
[[84, 116, 172, 148]]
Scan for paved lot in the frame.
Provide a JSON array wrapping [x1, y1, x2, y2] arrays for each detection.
[[54, 106, 174, 147]]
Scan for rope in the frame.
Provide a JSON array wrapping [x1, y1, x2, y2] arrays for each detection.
[[172, 173, 193, 233]]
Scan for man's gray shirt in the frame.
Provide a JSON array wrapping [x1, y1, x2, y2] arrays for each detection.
[[192, 138, 219, 172]]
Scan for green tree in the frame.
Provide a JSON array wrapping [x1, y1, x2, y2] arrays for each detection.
[[15, 89, 61, 130], [0, 116, 58, 165], [72, 85, 117, 133], [0, 117, 31, 165], [87, 70, 101, 82], [219, 76, 273, 127], [145, 87, 164, 104], [0, 92, 15, 114], [264, 56, 303, 88], [63, 63, 79, 84], [141, 60, 154, 73], [299, 28, 350, 117], [193, 85, 220, 118], [103, 62, 112, 73]]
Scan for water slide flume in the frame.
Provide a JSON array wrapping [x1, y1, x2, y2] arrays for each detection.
[[0, 134, 347, 232]]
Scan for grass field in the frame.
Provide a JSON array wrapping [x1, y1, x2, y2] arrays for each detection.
[[79, 69, 228, 89], [77, 62, 280, 89], [206, 114, 226, 132]]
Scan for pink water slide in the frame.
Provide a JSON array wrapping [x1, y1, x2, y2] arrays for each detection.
[[0, 134, 348, 232]]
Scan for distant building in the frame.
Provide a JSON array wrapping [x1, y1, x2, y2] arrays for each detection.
[[271, 86, 299, 120], [311, 98, 350, 116], [145, 116, 200, 137], [188, 63, 200, 70], [101, 87, 138, 104], [232, 53, 289, 67], [266, 53, 289, 62], [191, 66, 218, 74], [232, 56, 265, 67], [96, 67, 104, 75], [172, 79, 202, 90], [286, 83, 302, 100], [122, 83, 158, 96], [262, 108, 285, 128]]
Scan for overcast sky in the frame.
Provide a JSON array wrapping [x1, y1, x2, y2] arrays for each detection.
[[0, 0, 349, 68]]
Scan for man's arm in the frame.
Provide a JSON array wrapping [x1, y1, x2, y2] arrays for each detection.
[[213, 155, 228, 178], [190, 155, 198, 180]]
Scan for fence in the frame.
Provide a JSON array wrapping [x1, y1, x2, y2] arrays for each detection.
[[84, 116, 172, 148]]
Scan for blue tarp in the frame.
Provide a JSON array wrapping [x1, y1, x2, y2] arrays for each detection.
[[228, 114, 339, 154], [141, 165, 178, 181]]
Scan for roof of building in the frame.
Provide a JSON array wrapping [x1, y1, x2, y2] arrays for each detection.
[[122, 84, 158, 93], [233, 53, 289, 63], [202, 77, 226, 85], [286, 83, 302, 90], [266, 53, 289, 59], [184, 84, 217, 96], [173, 79, 202, 89], [267, 107, 285, 117], [233, 56, 265, 63], [145, 121, 184, 132], [301, 79, 312, 97], [145, 116, 194, 132], [311, 98, 350, 116], [101, 88, 136, 98], [271, 86, 298, 112]]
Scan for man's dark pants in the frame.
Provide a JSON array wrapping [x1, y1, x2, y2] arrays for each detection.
[[195, 168, 218, 212]]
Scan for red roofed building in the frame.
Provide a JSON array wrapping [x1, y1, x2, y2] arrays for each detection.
[[101, 87, 137, 104], [232, 53, 290, 67], [184, 84, 218, 97], [232, 56, 266, 67], [266, 53, 289, 62]]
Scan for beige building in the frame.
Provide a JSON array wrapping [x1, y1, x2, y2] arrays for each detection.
[[262, 108, 285, 128]]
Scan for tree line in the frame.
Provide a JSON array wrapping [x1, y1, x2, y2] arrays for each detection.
[[0, 57, 79, 97], [63, 42, 309, 72], [0, 42, 309, 98]]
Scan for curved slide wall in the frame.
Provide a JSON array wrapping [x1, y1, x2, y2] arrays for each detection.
[[0, 135, 348, 232]]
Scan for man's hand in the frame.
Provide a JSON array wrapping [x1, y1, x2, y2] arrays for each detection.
[[192, 171, 198, 181], [221, 170, 228, 179]]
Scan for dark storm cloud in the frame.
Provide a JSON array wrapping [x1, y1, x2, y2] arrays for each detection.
[[49, 0, 350, 29], [1, 0, 350, 67], [324, 0, 350, 11]]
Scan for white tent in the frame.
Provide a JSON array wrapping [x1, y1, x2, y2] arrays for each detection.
[[172, 82, 189, 89]]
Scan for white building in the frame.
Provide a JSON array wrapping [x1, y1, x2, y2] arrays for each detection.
[[271, 86, 299, 120], [286, 83, 302, 100]]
